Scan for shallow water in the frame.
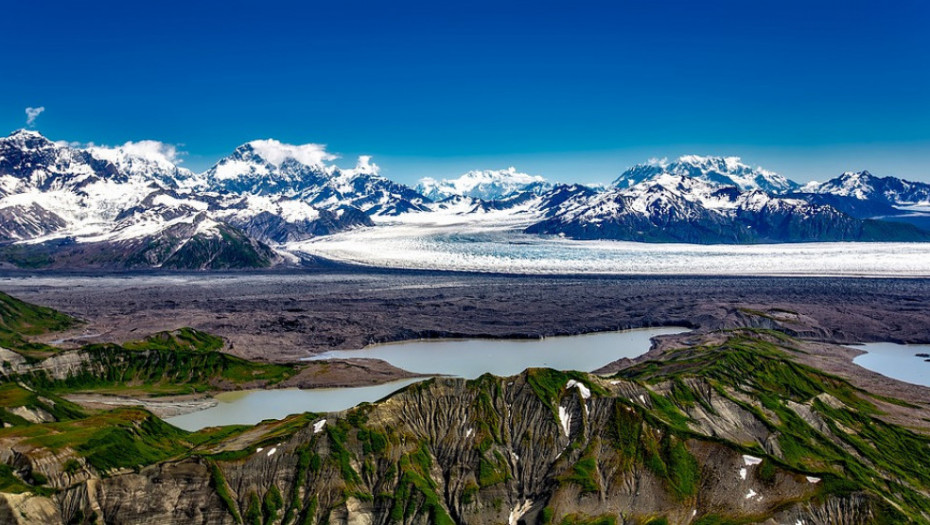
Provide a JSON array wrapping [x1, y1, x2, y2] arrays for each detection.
[[304, 327, 688, 379], [167, 327, 686, 431], [166, 379, 424, 431], [852, 342, 930, 388]]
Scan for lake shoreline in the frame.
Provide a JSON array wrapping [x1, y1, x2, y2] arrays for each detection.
[[162, 326, 687, 430]]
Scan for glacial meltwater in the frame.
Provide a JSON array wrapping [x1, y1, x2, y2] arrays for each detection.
[[303, 327, 688, 378], [852, 342, 930, 388], [165, 379, 424, 431], [166, 326, 686, 430]]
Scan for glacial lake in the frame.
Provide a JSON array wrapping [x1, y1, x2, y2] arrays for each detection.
[[166, 327, 686, 431], [852, 342, 930, 388], [303, 327, 688, 378]]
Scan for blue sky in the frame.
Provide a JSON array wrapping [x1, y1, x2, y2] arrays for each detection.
[[2, 0, 929, 184]]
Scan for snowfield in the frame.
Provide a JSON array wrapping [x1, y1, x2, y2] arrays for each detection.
[[288, 221, 930, 277]]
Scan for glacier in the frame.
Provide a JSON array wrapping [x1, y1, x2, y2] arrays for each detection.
[[289, 221, 930, 276]]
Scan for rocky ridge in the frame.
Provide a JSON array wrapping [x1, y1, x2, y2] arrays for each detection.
[[1, 326, 929, 524]]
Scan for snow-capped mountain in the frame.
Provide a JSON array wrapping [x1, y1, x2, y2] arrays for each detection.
[[200, 141, 429, 216], [613, 155, 799, 194], [87, 140, 195, 188], [1, 128, 928, 270], [0, 129, 124, 195], [416, 167, 551, 201], [527, 173, 927, 243], [801, 171, 930, 206], [0, 131, 371, 269]]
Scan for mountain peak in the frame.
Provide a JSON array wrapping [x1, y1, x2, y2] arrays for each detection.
[[3, 128, 52, 148], [88, 140, 188, 176], [416, 167, 550, 201], [614, 155, 798, 193], [801, 170, 930, 205], [677, 154, 740, 167], [840, 170, 874, 180], [7, 128, 45, 138]]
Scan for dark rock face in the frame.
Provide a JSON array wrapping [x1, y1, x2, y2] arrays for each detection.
[[785, 192, 904, 220], [0, 204, 68, 242], [1, 220, 278, 270], [228, 207, 373, 244]]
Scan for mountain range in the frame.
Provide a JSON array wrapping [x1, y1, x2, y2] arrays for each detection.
[[1, 129, 928, 269]]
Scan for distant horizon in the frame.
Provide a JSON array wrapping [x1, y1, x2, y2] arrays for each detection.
[[6, 126, 928, 188]]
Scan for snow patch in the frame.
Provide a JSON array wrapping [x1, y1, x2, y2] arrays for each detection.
[[313, 419, 327, 434], [267, 447, 277, 457], [742, 455, 763, 466], [566, 379, 591, 399], [558, 405, 572, 437], [508, 499, 533, 525]]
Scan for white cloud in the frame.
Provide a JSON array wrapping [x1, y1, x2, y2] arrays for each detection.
[[345, 155, 379, 176], [54, 140, 85, 149], [88, 140, 186, 168], [25, 106, 45, 126], [247, 139, 338, 167]]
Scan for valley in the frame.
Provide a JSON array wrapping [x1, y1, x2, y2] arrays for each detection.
[[5, 2, 929, 523], [4, 270, 930, 361], [1, 275, 930, 523]]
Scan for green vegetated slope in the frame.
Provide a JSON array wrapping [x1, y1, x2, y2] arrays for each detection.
[[0, 291, 78, 359], [0, 290, 301, 398], [0, 292, 76, 335], [16, 328, 299, 397], [1, 291, 929, 524]]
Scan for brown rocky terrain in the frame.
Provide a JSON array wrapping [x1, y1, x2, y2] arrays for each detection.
[[4, 271, 930, 364]]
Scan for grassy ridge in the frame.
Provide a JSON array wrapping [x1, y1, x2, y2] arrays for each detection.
[[0, 291, 78, 359], [0, 291, 77, 335], [11, 328, 300, 396], [618, 329, 930, 522], [2, 408, 190, 471], [0, 383, 86, 427]]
